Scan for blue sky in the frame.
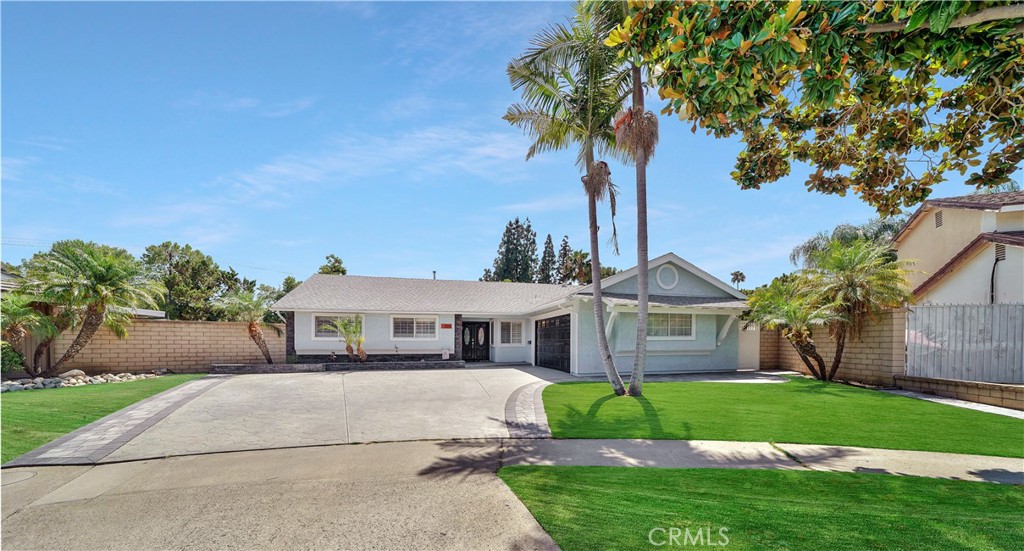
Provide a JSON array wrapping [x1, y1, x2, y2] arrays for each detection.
[[1, 1, 975, 289]]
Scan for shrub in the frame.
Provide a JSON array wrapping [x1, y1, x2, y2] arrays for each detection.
[[2, 341, 25, 376]]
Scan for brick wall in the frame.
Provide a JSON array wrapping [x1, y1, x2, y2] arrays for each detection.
[[895, 375, 1024, 411], [759, 308, 907, 386], [50, 320, 286, 374]]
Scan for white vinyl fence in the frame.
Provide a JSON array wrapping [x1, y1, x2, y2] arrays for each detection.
[[906, 304, 1024, 384]]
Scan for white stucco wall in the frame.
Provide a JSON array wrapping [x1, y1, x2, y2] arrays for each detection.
[[920, 244, 1023, 305], [293, 312, 456, 355]]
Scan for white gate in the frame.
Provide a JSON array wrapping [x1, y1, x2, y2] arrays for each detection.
[[738, 324, 760, 370], [907, 304, 1024, 384]]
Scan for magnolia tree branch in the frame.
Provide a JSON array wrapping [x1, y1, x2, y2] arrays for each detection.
[[862, 4, 1024, 34]]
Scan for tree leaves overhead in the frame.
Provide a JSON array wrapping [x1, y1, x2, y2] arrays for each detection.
[[611, 0, 1024, 215]]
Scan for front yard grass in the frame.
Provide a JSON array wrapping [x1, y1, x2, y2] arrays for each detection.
[[499, 466, 1024, 551], [1, 374, 205, 463], [543, 378, 1024, 457]]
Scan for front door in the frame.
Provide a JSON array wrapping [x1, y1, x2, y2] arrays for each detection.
[[462, 322, 490, 361]]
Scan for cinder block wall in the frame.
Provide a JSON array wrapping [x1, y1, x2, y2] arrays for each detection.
[[51, 320, 286, 374], [759, 308, 906, 386]]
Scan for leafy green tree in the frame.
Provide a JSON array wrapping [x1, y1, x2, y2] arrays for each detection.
[[318, 254, 348, 275], [790, 215, 908, 267], [537, 234, 558, 284], [600, 266, 619, 279], [556, 236, 573, 284], [27, 240, 164, 375], [506, 1, 631, 394], [215, 290, 282, 364], [805, 240, 913, 380], [610, 1, 1024, 214], [142, 242, 226, 321]]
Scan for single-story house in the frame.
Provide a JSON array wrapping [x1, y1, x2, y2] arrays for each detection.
[[272, 253, 756, 375]]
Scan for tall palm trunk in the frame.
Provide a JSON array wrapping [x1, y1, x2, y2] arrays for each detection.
[[248, 322, 274, 364], [586, 149, 626, 396], [50, 305, 104, 376], [628, 63, 650, 396]]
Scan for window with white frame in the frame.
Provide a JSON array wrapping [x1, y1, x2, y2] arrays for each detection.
[[314, 315, 362, 339], [392, 316, 437, 339], [499, 321, 524, 345], [647, 313, 693, 338]]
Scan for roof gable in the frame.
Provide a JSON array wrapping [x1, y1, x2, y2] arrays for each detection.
[[894, 191, 1024, 244], [597, 253, 746, 300]]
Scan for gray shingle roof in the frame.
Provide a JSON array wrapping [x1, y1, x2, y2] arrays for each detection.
[[593, 292, 748, 310], [272, 274, 579, 314]]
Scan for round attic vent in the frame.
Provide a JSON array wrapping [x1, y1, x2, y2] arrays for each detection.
[[656, 264, 679, 290]]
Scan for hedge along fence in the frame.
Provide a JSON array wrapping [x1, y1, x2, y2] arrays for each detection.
[[45, 320, 286, 374], [759, 308, 907, 386]]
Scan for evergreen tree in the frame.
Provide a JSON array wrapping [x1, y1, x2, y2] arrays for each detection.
[[517, 218, 539, 283], [484, 218, 540, 283], [556, 236, 573, 284], [537, 234, 557, 284]]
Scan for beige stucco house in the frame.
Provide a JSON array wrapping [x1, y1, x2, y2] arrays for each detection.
[[894, 191, 1024, 304]]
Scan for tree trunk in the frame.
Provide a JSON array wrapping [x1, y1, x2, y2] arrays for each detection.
[[789, 337, 827, 380], [827, 326, 847, 381], [345, 343, 357, 362], [33, 315, 72, 376], [49, 305, 104, 376], [248, 322, 274, 364], [586, 148, 625, 396], [628, 63, 650, 397]]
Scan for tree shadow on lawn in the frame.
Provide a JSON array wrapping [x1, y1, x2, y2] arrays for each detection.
[[552, 393, 681, 439]]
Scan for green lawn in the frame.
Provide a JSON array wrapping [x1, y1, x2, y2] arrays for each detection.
[[1, 374, 205, 463], [543, 378, 1024, 457], [500, 466, 1024, 550]]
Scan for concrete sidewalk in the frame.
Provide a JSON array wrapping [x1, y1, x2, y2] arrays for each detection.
[[500, 439, 1024, 484]]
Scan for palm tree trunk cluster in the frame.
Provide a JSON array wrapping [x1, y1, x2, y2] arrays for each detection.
[[786, 336, 829, 381]]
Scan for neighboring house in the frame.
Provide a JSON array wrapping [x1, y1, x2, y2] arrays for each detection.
[[272, 253, 753, 375], [894, 191, 1024, 304], [1, 269, 23, 293]]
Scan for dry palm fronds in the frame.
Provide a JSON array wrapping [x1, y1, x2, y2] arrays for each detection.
[[615, 108, 660, 162]]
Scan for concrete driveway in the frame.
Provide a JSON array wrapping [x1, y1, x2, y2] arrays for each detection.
[[9, 366, 573, 466], [1, 441, 557, 550]]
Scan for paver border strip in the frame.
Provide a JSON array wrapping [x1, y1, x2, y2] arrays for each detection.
[[505, 381, 552, 438], [3, 376, 230, 467]]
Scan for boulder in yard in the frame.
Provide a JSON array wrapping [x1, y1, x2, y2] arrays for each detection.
[[59, 369, 86, 379]]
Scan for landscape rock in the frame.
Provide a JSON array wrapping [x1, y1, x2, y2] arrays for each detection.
[[59, 369, 86, 379]]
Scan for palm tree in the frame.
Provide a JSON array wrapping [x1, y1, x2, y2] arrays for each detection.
[[562, 250, 592, 284], [1, 292, 56, 349], [790, 215, 908, 267], [730, 271, 746, 290], [805, 240, 913, 381], [318, 316, 366, 362], [746, 278, 839, 381], [584, 0, 659, 396], [216, 290, 282, 364], [28, 241, 164, 375], [505, 1, 631, 395]]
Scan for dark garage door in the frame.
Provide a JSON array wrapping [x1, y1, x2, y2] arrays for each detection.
[[535, 315, 571, 372]]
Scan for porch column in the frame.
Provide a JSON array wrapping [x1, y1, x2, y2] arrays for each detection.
[[284, 311, 296, 358], [453, 314, 463, 361]]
